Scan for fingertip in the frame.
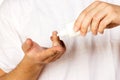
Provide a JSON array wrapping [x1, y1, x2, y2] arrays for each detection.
[[51, 31, 60, 41], [98, 27, 104, 34], [98, 30, 104, 34], [22, 38, 33, 53], [52, 31, 58, 36], [26, 38, 32, 45], [74, 23, 80, 32], [80, 28, 87, 36], [92, 31, 97, 35], [91, 28, 97, 35], [73, 26, 79, 32], [80, 32, 86, 36], [74, 20, 81, 32]]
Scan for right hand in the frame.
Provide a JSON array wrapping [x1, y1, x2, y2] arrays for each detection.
[[22, 31, 66, 65], [74, 1, 120, 36]]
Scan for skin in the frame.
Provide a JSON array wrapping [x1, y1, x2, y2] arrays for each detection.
[[0, 31, 66, 80], [0, 0, 120, 79], [74, 1, 120, 36]]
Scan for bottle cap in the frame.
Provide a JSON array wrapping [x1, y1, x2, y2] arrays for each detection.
[[57, 21, 90, 37], [57, 22, 80, 37]]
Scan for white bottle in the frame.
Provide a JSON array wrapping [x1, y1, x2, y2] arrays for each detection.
[[57, 22, 90, 37]]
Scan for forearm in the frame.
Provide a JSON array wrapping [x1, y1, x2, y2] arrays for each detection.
[[0, 56, 44, 80]]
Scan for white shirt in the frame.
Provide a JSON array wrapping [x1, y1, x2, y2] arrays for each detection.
[[0, 0, 120, 80]]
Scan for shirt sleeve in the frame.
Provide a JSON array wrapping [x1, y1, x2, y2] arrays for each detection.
[[0, 6, 24, 73]]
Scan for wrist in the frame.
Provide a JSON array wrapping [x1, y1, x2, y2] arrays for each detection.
[[2, 55, 45, 80], [17, 55, 45, 79]]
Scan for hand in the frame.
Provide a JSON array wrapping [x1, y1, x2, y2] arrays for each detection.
[[22, 31, 66, 65], [74, 1, 120, 36]]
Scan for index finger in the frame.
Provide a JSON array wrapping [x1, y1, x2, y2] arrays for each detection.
[[74, 1, 101, 32], [51, 31, 61, 46]]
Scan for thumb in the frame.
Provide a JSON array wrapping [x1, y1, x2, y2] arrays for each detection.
[[51, 31, 61, 46], [51, 31, 66, 49], [40, 47, 59, 60], [22, 38, 33, 53]]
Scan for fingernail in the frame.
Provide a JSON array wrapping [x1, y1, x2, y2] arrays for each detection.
[[92, 32, 97, 36], [80, 32, 85, 36], [74, 26, 79, 32], [26, 38, 32, 44]]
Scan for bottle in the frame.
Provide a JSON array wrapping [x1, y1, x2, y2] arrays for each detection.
[[57, 22, 90, 37]]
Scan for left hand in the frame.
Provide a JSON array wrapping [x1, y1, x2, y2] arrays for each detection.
[[74, 1, 120, 36], [22, 31, 66, 65]]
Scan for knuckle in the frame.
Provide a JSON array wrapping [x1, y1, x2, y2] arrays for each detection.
[[94, 1, 101, 4], [78, 10, 87, 20], [87, 13, 93, 18], [93, 15, 100, 21], [82, 10, 87, 16], [100, 2, 108, 6], [107, 5, 114, 12], [37, 54, 43, 60], [112, 14, 117, 20]]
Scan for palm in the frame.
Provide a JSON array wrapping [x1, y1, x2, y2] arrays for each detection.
[[22, 31, 66, 64]]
